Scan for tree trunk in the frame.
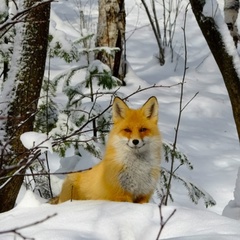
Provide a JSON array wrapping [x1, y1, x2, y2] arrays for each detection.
[[189, 0, 240, 140], [0, 0, 50, 213], [96, 0, 126, 84]]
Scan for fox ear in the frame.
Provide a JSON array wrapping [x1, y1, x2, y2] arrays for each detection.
[[141, 96, 159, 120], [112, 97, 129, 122]]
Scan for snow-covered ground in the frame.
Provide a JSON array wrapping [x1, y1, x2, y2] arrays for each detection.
[[1, 0, 240, 239], [1, 193, 240, 240]]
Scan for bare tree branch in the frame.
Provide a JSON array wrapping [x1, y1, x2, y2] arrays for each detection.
[[164, 3, 190, 205], [0, 0, 54, 38], [156, 196, 176, 239], [0, 213, 57, 239]]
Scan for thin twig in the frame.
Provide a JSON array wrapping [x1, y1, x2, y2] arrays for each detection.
[[182, 91, 199, 112], [164, 3, 190, 205], [54, 83, 180, 143], [0, 0, 55, 34], [156, 196, 176, 239], [0, 213, 57, 239], [0, 167, 92, 181]]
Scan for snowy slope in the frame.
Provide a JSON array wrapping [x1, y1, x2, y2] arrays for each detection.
[[1, 192, 240, 240]]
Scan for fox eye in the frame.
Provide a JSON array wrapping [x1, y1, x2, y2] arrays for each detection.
[[124, 128, 131, 133], [139, 127, 147, 132]]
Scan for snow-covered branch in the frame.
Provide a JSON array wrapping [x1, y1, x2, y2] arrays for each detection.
[[0, 0, 54, 37]]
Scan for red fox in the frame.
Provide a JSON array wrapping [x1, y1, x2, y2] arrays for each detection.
[[50, 96, 162, 204]]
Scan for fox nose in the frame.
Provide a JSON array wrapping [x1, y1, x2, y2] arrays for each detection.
[[132, 139, 139, 145]]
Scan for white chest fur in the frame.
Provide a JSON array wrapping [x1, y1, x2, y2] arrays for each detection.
[[117, 149, 160, 196]]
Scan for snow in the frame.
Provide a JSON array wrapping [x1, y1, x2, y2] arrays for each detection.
[[223, 167, 240, 220], [87, 59, 111, 74], [0, 1, 8, 19], [1, 0, 240, 239], [20, 132, 53, 154], [1, 197, 240, 240]]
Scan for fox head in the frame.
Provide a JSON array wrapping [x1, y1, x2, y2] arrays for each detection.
[[111, 96, 160, 151]]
